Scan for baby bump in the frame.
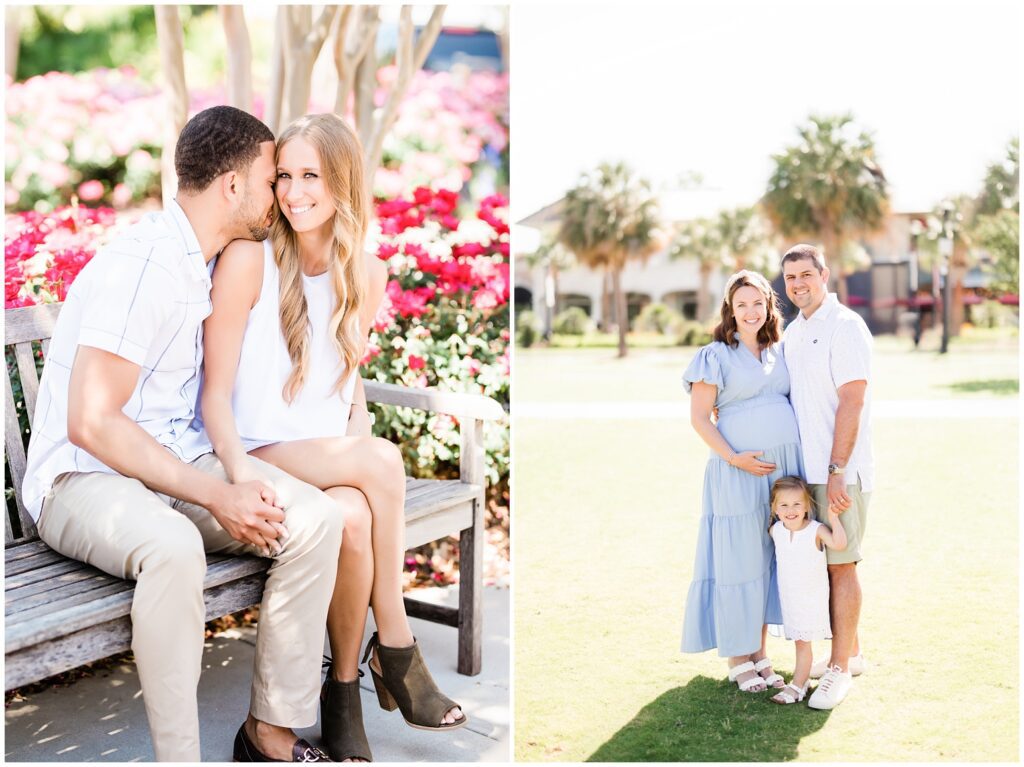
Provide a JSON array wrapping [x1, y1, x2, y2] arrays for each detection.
[[716, 396, 800, 452]]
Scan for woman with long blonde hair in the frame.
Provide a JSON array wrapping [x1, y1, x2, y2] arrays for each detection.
[[194, 113, 464, 762]]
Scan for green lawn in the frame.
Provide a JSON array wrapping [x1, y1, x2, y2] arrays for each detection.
[[513, 337, 1019, 761], [514, 329, 1019, 403]]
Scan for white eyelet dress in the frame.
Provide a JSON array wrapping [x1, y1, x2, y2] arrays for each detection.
[[770, 520, 832, 641], [181, 239, 358, 455]]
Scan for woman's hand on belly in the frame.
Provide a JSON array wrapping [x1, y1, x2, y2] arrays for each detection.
[[730, 450, 777, 476]]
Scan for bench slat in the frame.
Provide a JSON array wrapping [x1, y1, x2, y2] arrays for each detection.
[[6, 565, 112, 603], [5, 539, 56, 561], [4, 369, 34, 542], [405, 482, 481, 523], [4, 303, 62, 345], [5, 575, 269, 690], [7, 572, 118, 615], [6, 556, 272, 651], [4, 558, 84, 591], [14, 342, 40, 429], [364, 380, 505, 421], [4, 547, 66, 576]]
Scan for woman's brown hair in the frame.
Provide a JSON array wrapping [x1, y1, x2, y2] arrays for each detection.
[[711, 270, 783, 347]]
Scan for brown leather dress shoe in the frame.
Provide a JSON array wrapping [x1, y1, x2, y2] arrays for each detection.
[[233, 724, 332, 762]]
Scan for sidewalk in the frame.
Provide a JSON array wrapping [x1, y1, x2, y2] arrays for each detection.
[[4, 586, 509, 762]]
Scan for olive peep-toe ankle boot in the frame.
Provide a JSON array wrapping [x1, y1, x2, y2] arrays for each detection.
[[321, 674, 373, 762], [360, 632, 468, 731]]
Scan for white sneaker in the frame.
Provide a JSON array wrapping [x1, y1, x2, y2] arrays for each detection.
[[807, 664, 852, 710], [810, 653, 866, 679]]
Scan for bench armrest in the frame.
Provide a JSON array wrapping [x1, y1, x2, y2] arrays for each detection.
[[363, 379, 505, 421]]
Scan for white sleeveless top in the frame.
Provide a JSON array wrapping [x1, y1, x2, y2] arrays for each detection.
[[182, 239, 357, 456], [770, 519, 832, 642]]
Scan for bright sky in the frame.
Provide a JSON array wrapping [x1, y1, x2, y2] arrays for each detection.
[[511, 0, 1020, 226]]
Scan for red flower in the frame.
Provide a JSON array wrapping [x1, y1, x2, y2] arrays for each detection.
[[452, 242, 486, 258], [408, 354, 426, 371]]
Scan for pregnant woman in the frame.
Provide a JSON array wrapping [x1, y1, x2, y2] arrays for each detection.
[[190, 113, 464, 761], [680, 270, 804, 693]]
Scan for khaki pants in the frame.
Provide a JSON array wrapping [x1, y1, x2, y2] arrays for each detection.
[[36, 453, 343, 762]]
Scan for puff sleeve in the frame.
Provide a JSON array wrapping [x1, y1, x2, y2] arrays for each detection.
[[682, 343, 724, 394]]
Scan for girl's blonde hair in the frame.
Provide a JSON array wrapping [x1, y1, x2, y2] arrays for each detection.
[[769, 475, 815, 527], [271, 113, 369, 402]]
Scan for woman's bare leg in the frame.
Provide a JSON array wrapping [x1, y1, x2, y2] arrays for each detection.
[[322, 486, 374, 683], [252, 437, 412, 646], [251, 437, 462, 724]]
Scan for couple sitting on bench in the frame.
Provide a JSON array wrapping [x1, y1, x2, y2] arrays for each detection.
[[22, 106, 465, 763]]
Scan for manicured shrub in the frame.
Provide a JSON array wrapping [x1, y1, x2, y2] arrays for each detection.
[[552, 306, 590, 335]]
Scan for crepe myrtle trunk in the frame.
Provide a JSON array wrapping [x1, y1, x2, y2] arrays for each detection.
[[155, 6, 188, 205]]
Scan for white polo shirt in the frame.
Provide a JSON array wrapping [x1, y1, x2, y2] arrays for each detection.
[[783, 293, 874, 491], [23, 199, 214, 520]]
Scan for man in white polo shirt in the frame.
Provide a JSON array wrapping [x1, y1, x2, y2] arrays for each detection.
[[781, 243, 873, 710], [24, 107, 338, 762]]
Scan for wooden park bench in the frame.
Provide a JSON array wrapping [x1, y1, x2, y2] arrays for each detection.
[[4, 302, 504, 691]]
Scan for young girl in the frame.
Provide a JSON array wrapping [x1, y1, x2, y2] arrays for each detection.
[[768, 476, 847, 705]]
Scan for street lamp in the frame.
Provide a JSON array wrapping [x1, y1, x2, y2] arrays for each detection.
[[908, 218, 924, 348], [938, 202, 955, 354]]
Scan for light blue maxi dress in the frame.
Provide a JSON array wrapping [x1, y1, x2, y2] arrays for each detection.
[[680, 339, 803, 657]]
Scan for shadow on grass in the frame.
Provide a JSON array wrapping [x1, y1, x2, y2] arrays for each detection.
[[586, 675, 830, 762], [946, 378, 1019, 395]]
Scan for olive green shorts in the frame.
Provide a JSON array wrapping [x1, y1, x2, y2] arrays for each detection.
[[810, 480, 870, 565]]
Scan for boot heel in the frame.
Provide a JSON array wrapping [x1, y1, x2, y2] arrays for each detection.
[[371, 669, 398, 711]]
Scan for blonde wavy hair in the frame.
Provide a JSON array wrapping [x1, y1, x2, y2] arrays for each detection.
[[271, 114, 369, 403]]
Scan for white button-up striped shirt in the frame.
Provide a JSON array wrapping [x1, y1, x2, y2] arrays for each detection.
[[23, 199, 213, 520], [783, 293, 874, 491]]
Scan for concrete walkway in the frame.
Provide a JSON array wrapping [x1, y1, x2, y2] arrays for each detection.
[[515, 398, 1015, 420], [4, 586, 509, 762]]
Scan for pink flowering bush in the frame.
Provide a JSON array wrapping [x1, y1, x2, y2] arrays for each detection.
[[8, 66, 508, 217], [364, 188, 510, 508], [374, 68, 509, 199], [5, 69, 165, 212]]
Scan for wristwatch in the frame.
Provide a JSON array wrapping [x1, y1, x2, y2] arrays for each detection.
[[827, 463, 845, 476]]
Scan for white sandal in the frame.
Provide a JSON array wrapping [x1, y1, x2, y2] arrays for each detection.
[[770, 682, 808, 705], [727, 661, 765, 692], [753, 657, 785, 688]]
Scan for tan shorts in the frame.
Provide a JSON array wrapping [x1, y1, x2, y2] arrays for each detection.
[[809, 479, 869, 565]]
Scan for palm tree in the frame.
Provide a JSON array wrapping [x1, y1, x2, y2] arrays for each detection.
[[558, 162, 662, 358], [525, 238, 576, 339], [716, 206, 776, 276], [762, 113, 889, 303], [669, 217, 723, 322]]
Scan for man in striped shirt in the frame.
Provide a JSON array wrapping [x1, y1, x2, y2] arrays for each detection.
[[24, 106, 337, 762]]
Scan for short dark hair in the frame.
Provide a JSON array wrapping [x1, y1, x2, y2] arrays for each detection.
[[781, 243, 826, 273], [174, 106, 274, 193]]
